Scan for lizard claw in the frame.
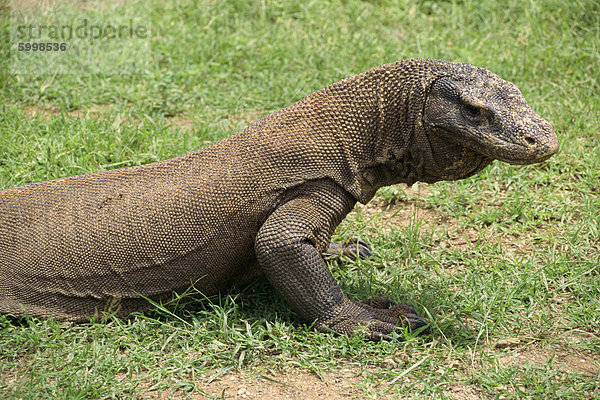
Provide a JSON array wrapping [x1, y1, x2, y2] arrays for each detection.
[[345, 237, 372, 259], [370, 331, 399, 342], [363, 297, 429, 333], [392, 303, 429, 332], [325, 237, 372, 261]]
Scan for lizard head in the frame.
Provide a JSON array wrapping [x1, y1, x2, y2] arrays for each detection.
[[422, 68, 559, 169]]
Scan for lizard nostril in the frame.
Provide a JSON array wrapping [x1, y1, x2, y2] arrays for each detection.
[[524, 135, 536, 146]]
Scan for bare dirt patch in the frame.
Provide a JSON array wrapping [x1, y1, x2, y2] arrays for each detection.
[[10, 0, 47, 10], [351, 183, 542, 262], [165, 109, 265, 134], [441, 384, 485, 400], [197, 367, 373, 400], [351, 184, 437, 232], [221, 110, 266, 131], [22, 104, 112, 119], [165, 114, 196, 132], [11, 0, 126, 11], [145, 365, 483, 400], [350, 184, 481, 254], [142, 367, 380, 400], [66, 104, 113, 118], [138, 363, 494, 400], [496, 345, 599, 376]]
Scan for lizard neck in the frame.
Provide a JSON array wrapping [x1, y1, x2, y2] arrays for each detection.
[[350, 60, 436, 202]]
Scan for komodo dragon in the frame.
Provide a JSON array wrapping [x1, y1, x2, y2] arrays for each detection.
[[0, 58, 558, 340]]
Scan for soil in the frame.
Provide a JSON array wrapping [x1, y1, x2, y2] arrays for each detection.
[[148, 365, 484, 400]]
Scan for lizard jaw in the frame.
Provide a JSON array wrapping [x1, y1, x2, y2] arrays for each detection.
[[434, 124, 559, 166]]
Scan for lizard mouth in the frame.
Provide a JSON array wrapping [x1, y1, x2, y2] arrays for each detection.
[[436, 126, 558, 165], [471, 154, 493, 174]]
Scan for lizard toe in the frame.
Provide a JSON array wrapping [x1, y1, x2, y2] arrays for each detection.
[[369, 331, 399, 342], [324, 237, 372, 261], [345, 237, 372, 259], [365, 300, 429, 333], [362, 296, 396, 309]]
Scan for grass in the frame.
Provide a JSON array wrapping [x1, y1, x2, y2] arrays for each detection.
[[1, 0, 599, 398]]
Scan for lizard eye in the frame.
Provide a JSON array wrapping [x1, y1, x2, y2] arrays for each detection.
[[461, 103, 484, 123], [464, 104, 480, 116]]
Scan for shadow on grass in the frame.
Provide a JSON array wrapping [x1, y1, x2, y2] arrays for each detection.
[[1, 274, 478, 348]]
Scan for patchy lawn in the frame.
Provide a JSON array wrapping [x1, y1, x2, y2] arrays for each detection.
[[1, 0, 599, 399]]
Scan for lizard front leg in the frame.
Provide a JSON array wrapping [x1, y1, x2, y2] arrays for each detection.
[[255, 180, 426, 340]]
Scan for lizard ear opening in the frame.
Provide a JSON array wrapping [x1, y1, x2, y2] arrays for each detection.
[[423, 77, 463, 130], [424, 77, 491, 132]]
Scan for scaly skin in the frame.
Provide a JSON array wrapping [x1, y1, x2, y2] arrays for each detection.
[[0, 59, 558, 340]]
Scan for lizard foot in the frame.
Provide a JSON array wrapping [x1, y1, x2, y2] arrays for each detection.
[[317, 297, 429, 341], [362, 296, 428, 339], [325, 237, 372, 260]]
